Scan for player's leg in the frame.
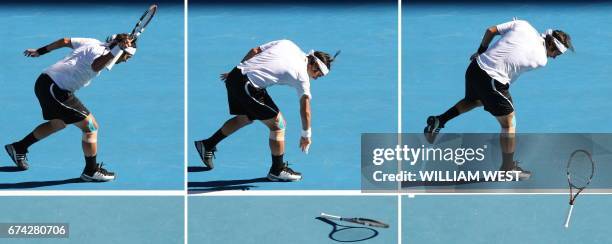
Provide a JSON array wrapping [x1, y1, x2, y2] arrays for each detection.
[[262, 112, 301, 182], [195, 115, 253, 168], [194, 67, 253, 168], [5, 74, 69, 170], [496, 112, 516, 169], [483, 80, 530, 180], [5, 119, 67, 170], [425, 60, 485, 143], [73, 114, 114, 182]]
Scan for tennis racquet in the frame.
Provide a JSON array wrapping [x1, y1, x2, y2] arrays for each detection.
[[563, 149, 595, 228], [320, 213, 389, 228], [106, 4, 157, 70]]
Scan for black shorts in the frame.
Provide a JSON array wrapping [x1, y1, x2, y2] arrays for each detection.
[[225, 67, 279, 121], [34, 74, 90, 124], [464, 60, 514, 117]]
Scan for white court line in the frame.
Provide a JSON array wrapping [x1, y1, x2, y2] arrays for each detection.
[[189, 190, 399, 197]]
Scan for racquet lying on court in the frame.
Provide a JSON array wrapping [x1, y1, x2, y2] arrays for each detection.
[[564, 149, 595, 228], [106, 4, 157, 70], [320, 213, 389, 228]]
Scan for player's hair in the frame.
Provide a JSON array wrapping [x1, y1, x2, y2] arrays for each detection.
[[546, 30, 574, 52], [308, 51, 340, 70], [108, 33, 134, 49]]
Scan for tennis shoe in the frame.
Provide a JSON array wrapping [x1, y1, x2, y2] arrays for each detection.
[[194, 140, 216, 169], [267, 163, 302, 182], [4, 144, 29, 170], [501, 161, 531, 181], [424, 116, 443, 144], [81, 163, 116, 182]]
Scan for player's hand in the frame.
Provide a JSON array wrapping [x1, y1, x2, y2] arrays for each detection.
[[300, 136, 311, 154], [469, 52, 479, 61], [220, 73, 229, 81], [24, 49, 40, 57]]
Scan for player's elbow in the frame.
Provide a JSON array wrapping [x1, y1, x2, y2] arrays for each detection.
[[486, 26, 498, 35], [61, 38, 71, 47]]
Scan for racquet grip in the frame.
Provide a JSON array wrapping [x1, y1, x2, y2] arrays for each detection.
[[564, 204, 574, 228], [105, 50, 124, 70], [320, 213, 341, 220]]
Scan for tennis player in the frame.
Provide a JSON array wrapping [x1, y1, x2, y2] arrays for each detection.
[[195, 39, 338, 181], [4, 34, 136, 182], [424, 19, 573, 174]]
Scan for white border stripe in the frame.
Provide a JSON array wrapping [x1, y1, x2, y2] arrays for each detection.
[[397, 0, 403, 243], [189, 190, 398, 196], [0, 190, 184, 196], [184, 0, 189, 243]]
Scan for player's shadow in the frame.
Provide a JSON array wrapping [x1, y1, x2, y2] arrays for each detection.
[[316, 217, 379, 242], [0, 178, 84, 189], [187, 166, 212, 172], [0, 166, 25, 172], [188, 177, 270, 192]]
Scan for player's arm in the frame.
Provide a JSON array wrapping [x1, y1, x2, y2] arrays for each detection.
[[241, 47, 262, 62], [220, 47, 263, 80], [470, 26, 500, 60], [299, 94, 312, 153], [24, 38, 71, 57], [91, 38, 132, 72]]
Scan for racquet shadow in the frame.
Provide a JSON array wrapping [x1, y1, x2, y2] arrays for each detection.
[[188, 177, 270, 193], [0, 178, 85, 189], [316, 217, 379, 243]]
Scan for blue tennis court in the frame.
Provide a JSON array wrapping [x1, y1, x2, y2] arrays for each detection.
[[0, 196, 183, 243], [188, 3, 397, 191], [403, 194, 612, 243], [403, 3, 612, 133], [0, 3, 184, 190], [189, 195, 397, 243]]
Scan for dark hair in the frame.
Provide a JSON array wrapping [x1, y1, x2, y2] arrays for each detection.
[[546, 30, 574, 52], [108, 33, 132, 49], [308, 50, 341, 69]]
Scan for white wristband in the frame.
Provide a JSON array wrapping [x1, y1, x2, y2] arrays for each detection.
[[110, 46, 123, 57], [301, 128, 312, 138]]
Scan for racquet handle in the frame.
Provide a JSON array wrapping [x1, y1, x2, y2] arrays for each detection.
[[564, 204, 574, 228], [105, 50, 124, 70], [320, 213, 341, 220]]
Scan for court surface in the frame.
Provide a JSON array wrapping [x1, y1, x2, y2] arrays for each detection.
[[189, 195, 397, 243], [404, 194, 612, 243], [188, 3, 397, 191], [0, 196, 184, 244], [404, 3, 612, 133], [0, 4, 184, 190]]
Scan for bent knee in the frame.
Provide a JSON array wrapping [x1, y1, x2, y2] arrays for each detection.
[[269, 114, 286, 131]]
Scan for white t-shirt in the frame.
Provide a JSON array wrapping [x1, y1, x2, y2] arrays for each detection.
[[476, 20, 548, 85], [237, 39, 311, 99], [43, 38, 107, 92]]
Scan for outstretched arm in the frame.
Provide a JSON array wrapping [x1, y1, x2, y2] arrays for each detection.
[[299, 95, 312, 153], [470, 26, 500, 61], [24, 38, 71, 57]]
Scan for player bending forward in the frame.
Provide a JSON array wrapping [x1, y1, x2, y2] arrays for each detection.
[[195, 39, 339, 181], [424, 19, 573, 176], [5, 34, 136, 182]]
